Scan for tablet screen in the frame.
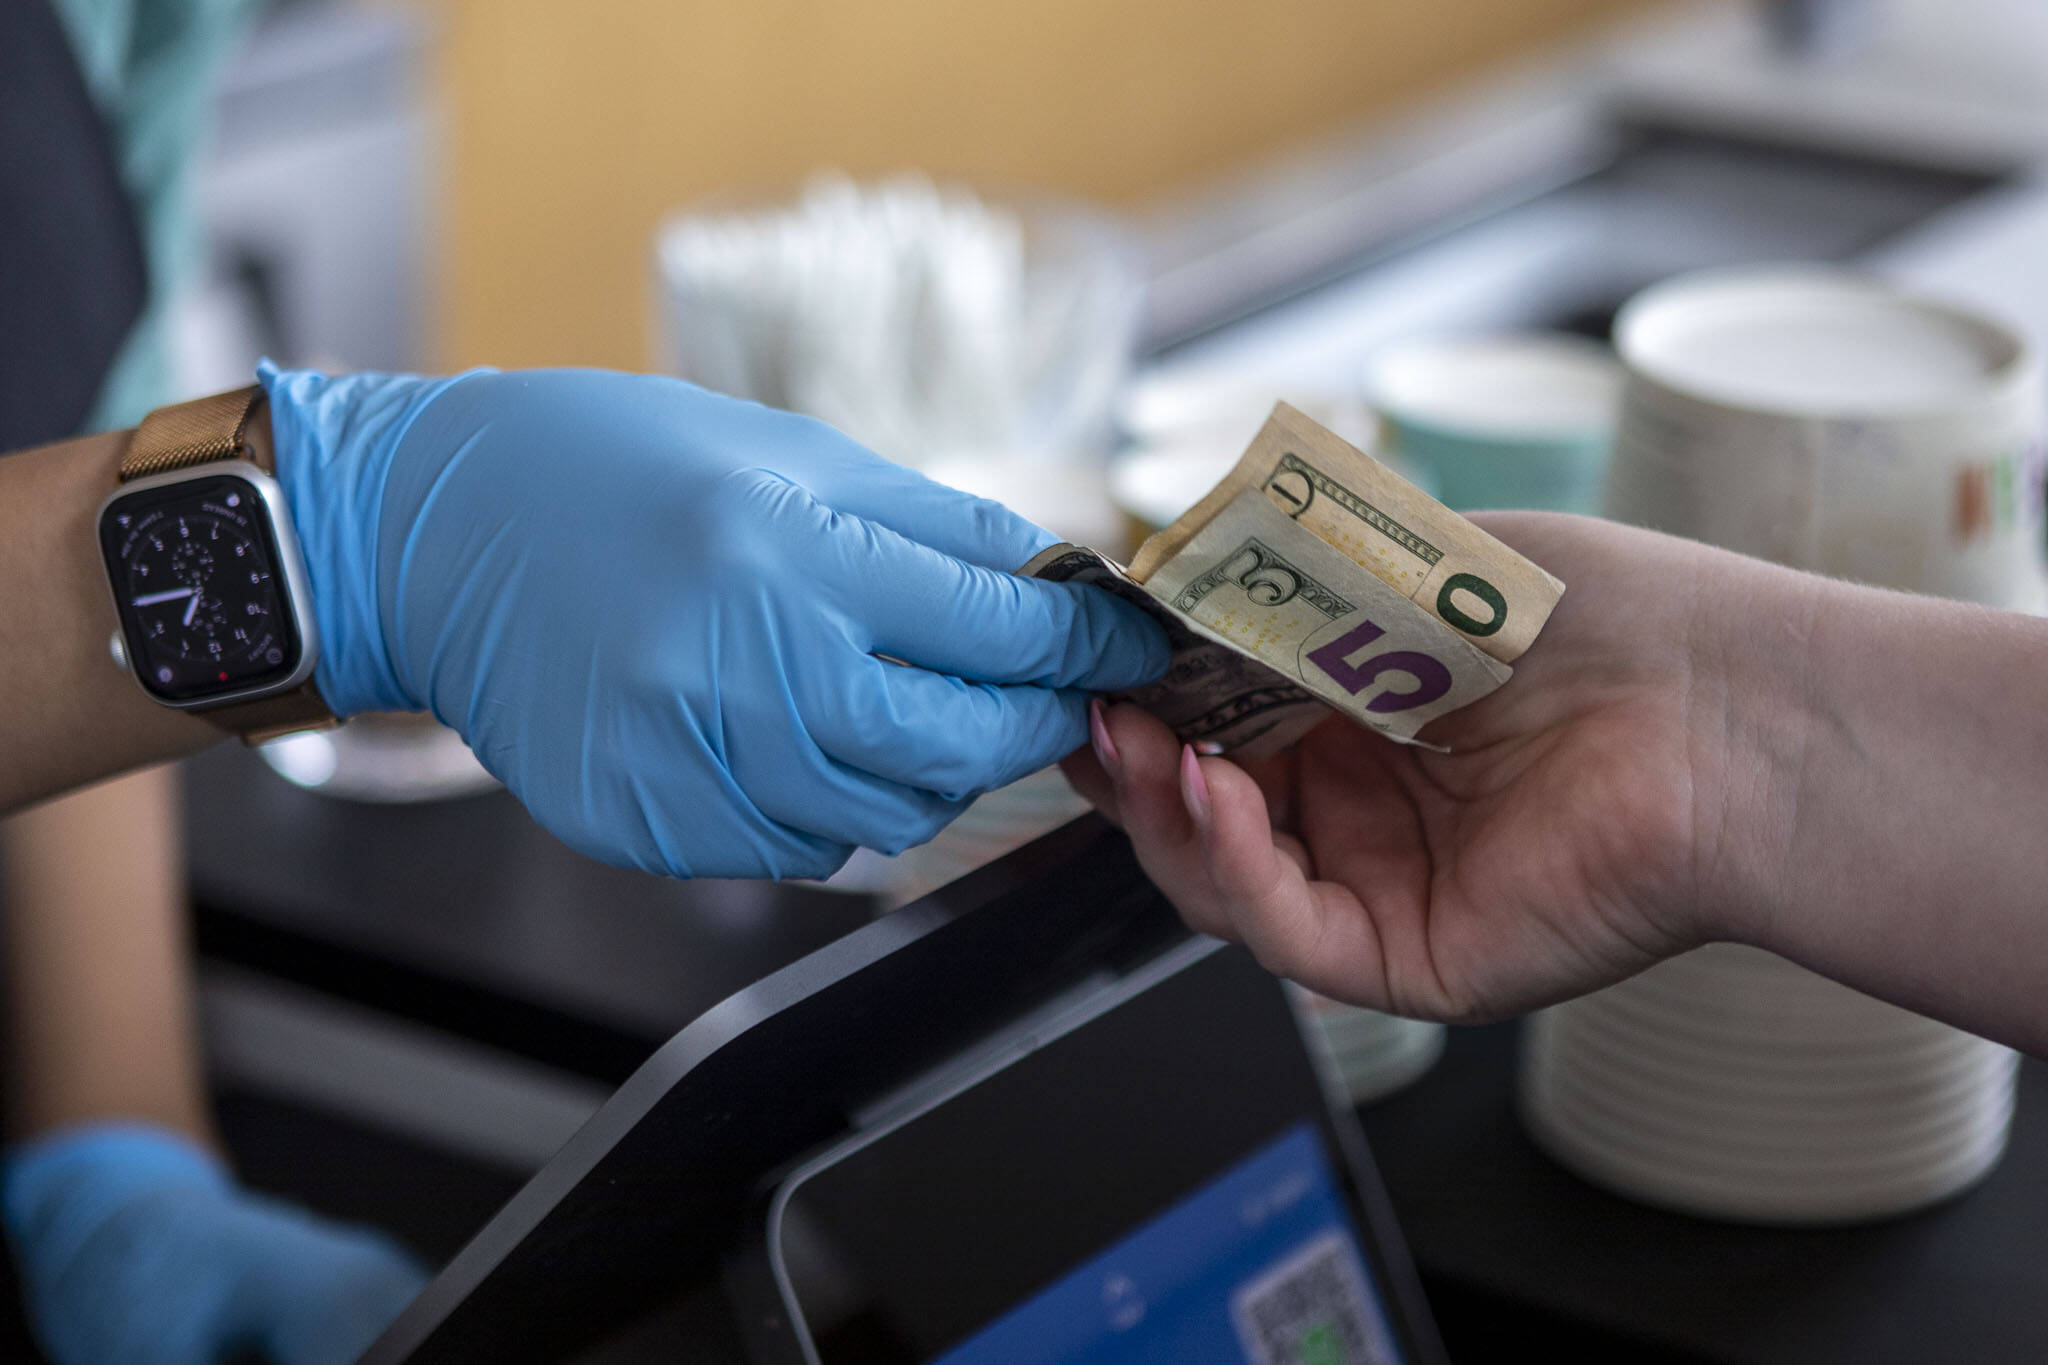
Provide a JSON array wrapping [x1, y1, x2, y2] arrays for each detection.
[[934, 1120, 1405, 1365], [768, 945, 1433, 1365]]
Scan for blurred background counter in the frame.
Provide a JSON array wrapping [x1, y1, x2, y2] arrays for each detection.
[[184, 0, 2048, 386]]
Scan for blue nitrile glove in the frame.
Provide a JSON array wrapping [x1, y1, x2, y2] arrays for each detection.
[[3, 1125, 427, 1365], [260, 364, 1170, 879]]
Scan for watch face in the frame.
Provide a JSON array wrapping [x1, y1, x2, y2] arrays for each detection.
[[99, 474, 302, 703]]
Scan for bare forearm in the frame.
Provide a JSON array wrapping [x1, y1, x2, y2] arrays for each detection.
[[2, 766, 214, 1143], [0, 432, 217, 814], [1728, 574, 2048, 1050]]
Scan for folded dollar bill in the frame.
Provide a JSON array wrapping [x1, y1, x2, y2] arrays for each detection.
[[1022, 403, 1565, 757]]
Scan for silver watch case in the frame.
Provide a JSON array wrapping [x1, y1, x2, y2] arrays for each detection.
[[98, 458, 323, 710]]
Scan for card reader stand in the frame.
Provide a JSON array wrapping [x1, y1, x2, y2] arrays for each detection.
[[360, 816, 1443, 1364]]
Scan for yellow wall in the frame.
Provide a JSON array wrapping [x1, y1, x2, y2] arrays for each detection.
[[425, 1, 1653, 372]]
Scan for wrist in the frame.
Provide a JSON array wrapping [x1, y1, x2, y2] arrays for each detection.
[[259, 363, 424, 717], [242, 395, 276, 471], [1685, 551, 1832, 950]]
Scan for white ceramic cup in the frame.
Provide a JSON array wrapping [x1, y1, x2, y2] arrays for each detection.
[[1605, 265, 2047, 611]]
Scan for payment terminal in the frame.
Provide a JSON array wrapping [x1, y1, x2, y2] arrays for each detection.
[[362, 817, 1445, 1365]]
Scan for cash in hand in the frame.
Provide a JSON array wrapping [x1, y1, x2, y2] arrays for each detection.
[[1022, 404, 1565, 756]]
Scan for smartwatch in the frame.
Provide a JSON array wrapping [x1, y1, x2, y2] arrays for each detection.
[[96, 385, 337, 744]]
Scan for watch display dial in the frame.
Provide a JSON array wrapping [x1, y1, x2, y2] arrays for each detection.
[[100, 474, 302, 703]]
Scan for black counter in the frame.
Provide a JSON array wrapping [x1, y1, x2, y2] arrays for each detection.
[[1360, 1025, 2048, 1364], [183, 743, 2048, 1363]]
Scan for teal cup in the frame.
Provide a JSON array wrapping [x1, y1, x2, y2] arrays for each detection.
[[1364, 333, 1620, 514]]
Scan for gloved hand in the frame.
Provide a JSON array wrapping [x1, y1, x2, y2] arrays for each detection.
[[261, 364, 1169, 879], [3, 1124, 427, 1365]]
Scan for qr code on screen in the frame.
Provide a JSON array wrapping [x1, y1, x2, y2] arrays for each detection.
[[1229, 1229, 1401, 1365]]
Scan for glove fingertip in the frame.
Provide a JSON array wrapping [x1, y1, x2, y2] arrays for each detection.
[[975, 688, 1092, 792], [960, 489, 1060, 572], [1067, 591, 1174, 691]]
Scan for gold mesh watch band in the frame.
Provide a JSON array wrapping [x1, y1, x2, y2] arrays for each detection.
[[122, 385, 268, 479], [121, 385, 337, 743]]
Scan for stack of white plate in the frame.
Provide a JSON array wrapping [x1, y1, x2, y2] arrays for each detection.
[[1294, 990, 1446, 1106], [1520, 944, 2018, 1224]]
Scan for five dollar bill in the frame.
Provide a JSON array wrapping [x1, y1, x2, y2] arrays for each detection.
[[1020, 403, 1565, 757]]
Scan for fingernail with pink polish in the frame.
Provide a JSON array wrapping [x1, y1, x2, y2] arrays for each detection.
[[1089, 698, 1120, 777], [1180, 745, 1212, 830]]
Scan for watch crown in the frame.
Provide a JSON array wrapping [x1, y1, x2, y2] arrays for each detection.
[[108, 629, 129, 672]]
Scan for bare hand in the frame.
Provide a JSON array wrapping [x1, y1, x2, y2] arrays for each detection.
[[1062, 513, 1802, 1022]]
